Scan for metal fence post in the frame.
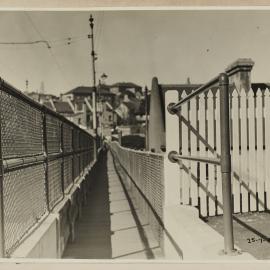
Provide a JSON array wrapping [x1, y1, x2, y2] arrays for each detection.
[[42, 109, 50, 211], [78, 131, 81, 176], [219, 73, 235, 254], [60, 122, 65, 195], [72, 128, 75, 183], [0, 100, 6, 257]]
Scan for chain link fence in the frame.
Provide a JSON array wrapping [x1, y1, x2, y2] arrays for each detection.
[[0, 79, 96, 257], [109, 141, 164, 246]]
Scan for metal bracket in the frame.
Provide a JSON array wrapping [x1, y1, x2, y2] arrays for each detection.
[[167, 103, 177, 115], [218, 248, 242, 256], [168, 151, 178, 163]]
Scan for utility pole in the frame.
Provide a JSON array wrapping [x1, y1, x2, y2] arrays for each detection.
[[89, 14, 98, 138], [145, 86, 149, 151]]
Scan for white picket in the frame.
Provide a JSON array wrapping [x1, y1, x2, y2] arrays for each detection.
[[264, 89, 270, 210], [215, 90, 223, 215], [247, 89, 257, 211], [198, 92, 207, 216], [206, 90, 216, 216], [232, 88, 241, 213], [256, 89, 265, 211], [172, 85, 270, 216], [240, 89, 249, 213], [190, 96, 198, 206], [178, 91, 183, 204], [181, 90, 191, 205]]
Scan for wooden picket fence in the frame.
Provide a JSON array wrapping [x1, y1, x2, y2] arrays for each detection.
[[178, 87, 270, 217]]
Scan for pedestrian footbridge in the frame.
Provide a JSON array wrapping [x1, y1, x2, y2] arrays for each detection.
[[1, 59, 270, 261]]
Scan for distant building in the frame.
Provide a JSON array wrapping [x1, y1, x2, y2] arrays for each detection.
[[61, 82, 145, 133], [110, 82, 143, 100], [43, 99, 75, 121], [61, 84, 117, 132]]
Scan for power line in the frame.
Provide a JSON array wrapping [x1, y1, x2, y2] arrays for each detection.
[[0, 35, 90, 49], [24, 12, 71, 89], [0, 40, 51, 48]]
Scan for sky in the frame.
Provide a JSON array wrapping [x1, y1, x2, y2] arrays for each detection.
[[0, 10, 270, 96]]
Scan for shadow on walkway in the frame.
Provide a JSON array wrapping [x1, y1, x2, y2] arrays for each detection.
[[63, 151, 112, 259]]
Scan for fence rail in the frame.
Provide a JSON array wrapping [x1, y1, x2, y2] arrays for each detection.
[[0, 78, 96, 257]]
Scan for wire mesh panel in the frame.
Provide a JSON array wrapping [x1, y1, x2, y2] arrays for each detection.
[[63, 123, 72, 153], [46, 114, 61, 154], [63, 156, 73, 191], [48, 159, 63, 210], [73, 154, 80, 180], [73, 129, 80, 151], [0, 90, 43, 159], [3, 164, 47, 255], [109, 142, 164, 245]]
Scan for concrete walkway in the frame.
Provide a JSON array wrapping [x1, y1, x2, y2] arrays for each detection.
[[63, 150, 163, 259], [63, 151, 112, 259]]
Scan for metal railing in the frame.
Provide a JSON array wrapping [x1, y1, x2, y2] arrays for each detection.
[[0, 78, 96, 257], [167, 73, 235, 255]]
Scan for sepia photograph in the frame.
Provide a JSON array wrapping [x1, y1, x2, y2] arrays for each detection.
[[0, 6, 270, 266]]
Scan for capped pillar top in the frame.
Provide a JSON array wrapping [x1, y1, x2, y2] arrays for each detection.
[[225, 58, 254, 91], [225, 58, 254, 76]]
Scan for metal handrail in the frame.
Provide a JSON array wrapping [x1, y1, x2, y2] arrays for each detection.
[[167, 74, 220, 114], [168, 151, 220, 165], [166, 72, 235, 255], [110, 141, 164, 157], [3, 155, 45, 173]]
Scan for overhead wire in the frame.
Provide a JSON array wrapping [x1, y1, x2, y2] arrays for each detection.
[[24, 12, 71, 89], [0, 35, 91, 50], [0, 40, 51, 48]]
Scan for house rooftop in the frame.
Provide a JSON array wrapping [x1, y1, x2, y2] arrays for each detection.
[[54, 101, 74, 114], [64, 86, 94, 95], [111, 82, 142, 88], [44, 100, 74, 114], [64, 85, 112, 95]]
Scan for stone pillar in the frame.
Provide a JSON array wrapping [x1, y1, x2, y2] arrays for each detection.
[[225, 58, 254, 92], [148, 77, 166, 153], [163, 90, 182, 259]]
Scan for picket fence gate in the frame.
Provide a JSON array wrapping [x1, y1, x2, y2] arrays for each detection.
[[178, 87, 270, 217]]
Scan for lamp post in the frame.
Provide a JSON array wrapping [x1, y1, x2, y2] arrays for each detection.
[[89, 14, 98, 137]]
